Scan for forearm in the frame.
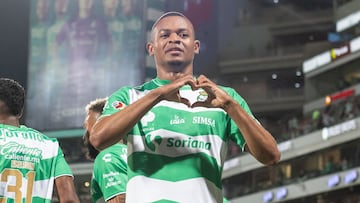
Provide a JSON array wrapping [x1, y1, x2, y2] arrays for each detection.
[[55, 176, 80, 203], [224, 99, 280, 165], [90, 88, 163, 150], [107, 194, 126, 203]]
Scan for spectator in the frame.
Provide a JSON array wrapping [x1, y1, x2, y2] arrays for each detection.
[[321, 105, 335, 127], [288, 115, 300, 138], [321, 156, 336, 175]]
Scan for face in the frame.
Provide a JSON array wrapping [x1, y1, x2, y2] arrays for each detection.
[[83, 110, 101, 132], [147, 15, 200, 69]]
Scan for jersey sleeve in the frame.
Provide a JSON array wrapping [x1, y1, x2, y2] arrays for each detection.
[[54, 145, 73, 178], [224, 87, 256, 150], [102, 86, 134, 135], [102, 86, 131, 116], [93, 148, 128, 201]]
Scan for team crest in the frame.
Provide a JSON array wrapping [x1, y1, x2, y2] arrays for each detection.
[[197, 90, 208, 102]]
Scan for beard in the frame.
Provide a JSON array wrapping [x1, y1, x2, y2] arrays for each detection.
[[167, 60, 189, 72], [168, 60, 183, 66]]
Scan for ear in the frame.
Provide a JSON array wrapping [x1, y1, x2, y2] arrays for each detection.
[[194, 40, 200, 54], [17, 108, 24, 119], [146, 42, 154, 56]]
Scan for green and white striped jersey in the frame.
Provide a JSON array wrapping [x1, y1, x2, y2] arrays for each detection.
[[103, 78, 253, 203], [0, 124, 73, 203], [91, 143, 128, 203]]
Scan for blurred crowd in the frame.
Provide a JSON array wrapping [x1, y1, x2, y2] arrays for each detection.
[[227, 94, 360, 159]]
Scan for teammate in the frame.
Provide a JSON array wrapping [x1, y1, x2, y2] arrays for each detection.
[[83, 98, 127, 203], [90, 12, 280, 202], [0, 78, 80, 202]]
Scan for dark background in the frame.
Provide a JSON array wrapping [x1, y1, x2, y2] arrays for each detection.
[[0, 0, 29, 88]]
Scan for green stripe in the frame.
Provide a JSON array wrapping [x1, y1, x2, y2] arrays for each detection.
[[28, 157, 54, 181], [128, 152, 222, 189], [133, 106, 229, 141], [33, 196, 51, 203], [0, 196, 51, 202], [152, 200, 178, 203]]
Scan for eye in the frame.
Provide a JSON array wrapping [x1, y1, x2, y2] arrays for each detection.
[[160, 33, 169, 38], [178, 33, 189, 38]]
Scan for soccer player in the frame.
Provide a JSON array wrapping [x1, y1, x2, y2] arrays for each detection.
[[0, 78, 80, 202], [83, 98, 127, 203], [90, 12, 280, 202]]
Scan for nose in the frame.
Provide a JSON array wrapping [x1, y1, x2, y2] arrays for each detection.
[[168, 33, 180, 44]]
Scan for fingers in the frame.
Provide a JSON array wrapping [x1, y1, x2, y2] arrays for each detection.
[[160, 74, 223, 108], [191, 101, 210, 108], [180, 97, 191, 107], [196, 74, 215, 85]]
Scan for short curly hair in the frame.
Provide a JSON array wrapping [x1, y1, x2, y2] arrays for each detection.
[[0, 78, 25, 116], [83, 98, 107, 160], [85, 98, 107, 114]]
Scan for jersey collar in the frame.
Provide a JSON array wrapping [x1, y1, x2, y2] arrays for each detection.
[[153, 77, 171, 86], [153, 76, 197, 87]]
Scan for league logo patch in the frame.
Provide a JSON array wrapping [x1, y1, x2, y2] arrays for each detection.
[[112, 101, 126, 110]]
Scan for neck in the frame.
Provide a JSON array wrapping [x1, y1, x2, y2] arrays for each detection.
[[156, 64, 193, 81], [0, 115, 20, 127]]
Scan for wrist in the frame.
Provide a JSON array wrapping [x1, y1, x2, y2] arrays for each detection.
[[221, 99, 235, 112], [149, 88, 164, 103]]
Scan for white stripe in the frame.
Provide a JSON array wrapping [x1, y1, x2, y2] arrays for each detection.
[[126, 176, 222, 203], [128, 129, 226, 167], [129, 89, 148, 104], [0, 134, 58, 159], [0, 176, 54, 199], [32, 178, 54, 199]]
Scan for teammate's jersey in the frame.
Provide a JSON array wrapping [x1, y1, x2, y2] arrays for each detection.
[[0, 124, 73, 203], [91, 143, 128, 203], [102, 77, 253, 203]]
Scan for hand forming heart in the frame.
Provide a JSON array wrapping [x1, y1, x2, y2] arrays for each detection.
[[161, 74, 231, 109]]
